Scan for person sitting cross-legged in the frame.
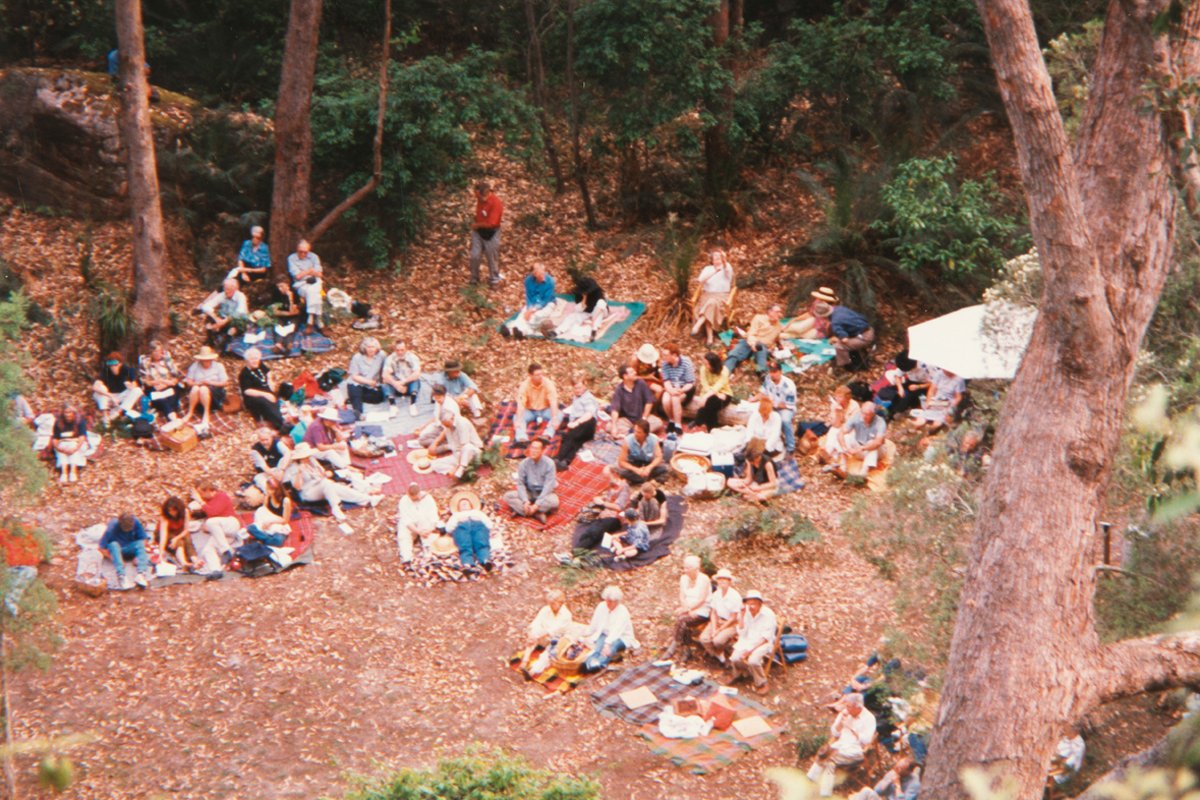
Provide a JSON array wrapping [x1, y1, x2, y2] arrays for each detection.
[[615, 419, 670, 485], [429, 411, 483, 480], [610, 507, 650, 561], [445, 491, 494, 570], [519, 589, 573, 671], [99, 512, 151, 590], [830, 401, 888, 481], [746, 394, 785, 460], [514, 362, 559, 443], [202, 278, 249, 349], [396, 482, 439, 563], [730, 589, 778, 694], [806, 692, 878, 796], [382, 339, 422, 416], [304, 407, 352, 469], [504, 438, 560, 523], [502, 262, 557, 339], [728, 444, 778, 503], [724, 304, 784, 376], [581, 585, 639, 673], [92, 351, 144, 424], [416, 385, 461, 448]]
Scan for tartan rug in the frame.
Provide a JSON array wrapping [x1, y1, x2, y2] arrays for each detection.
[[638, 691, 783, 775], [486, 401, 564, 459], [776, 458, 806, 494], [507, 647, 589, 695], [583, 433, 621, 466], [352, 433, 459, 494], [151, 510, 317, 587], [496, 459, 610, 532], [226, 328, 336, 361], [590, 662, 714, 727]]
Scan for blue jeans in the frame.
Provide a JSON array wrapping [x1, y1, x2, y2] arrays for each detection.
[[451, 521, 491, 566], [724, 340, 769, 374], [383, 379, 421, 403], [107, 540, 149, 579], [246, 525, 288, 547], [515, 407, 556, 441], [347, 383, 384, 416], [583, 633, 627, 673], [779, 408, 795, 451]]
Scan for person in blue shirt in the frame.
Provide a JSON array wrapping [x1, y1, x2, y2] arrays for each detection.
[[430, 360, 484, 418], [445, 493, 494, 571], [815, 301, 875, 370], [99, 512, 151, 590], [227, 225, 271, 286], [502, 262, 557, 339], [612, 508, 650, 560]]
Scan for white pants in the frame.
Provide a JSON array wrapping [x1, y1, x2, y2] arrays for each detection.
[[299, 477, 372, 517], [295, 280, 323, 315], [507, 305, 555, 336], [432, 445, 481, 475], [315, 447, 351, 469], [54, 447, 88, 468], [451, 393, 482, 416], [204, 517, 244, 555], [396, 521, 435, 562], [807, 742, 865, 797], [94, 387, 143, 413]]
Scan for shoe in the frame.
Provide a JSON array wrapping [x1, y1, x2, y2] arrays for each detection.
[[554, 552, 572, 565], [134, 573, 148, 589], [512, 328, 525, 341], [220, 550, 234, 566], [409, 401, 419, 417], [369, 495, 384, 508], [483, 561, 494, 573], [554, 459, 568, 472], [69, 471, 78, 483], [500, 326, 512, 339], [120, 574, 134, 591], [59, 473, 68, 484], [534, 511, 548, 524], [453, 467, 465, 479]]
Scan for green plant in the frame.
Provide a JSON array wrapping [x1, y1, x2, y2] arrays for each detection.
[[679, 538, 717, 575], [874, 154, 1022, 277], [715, 507, 821, 546], [462, 443, 508, 484], [335, 747, 600, 800], [459, 284, 495, 311], [655, 214, 700, 313], [89, 281, 131, 356], [791, 724, 830, 762]]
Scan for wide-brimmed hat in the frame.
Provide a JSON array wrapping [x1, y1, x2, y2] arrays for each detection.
[[449, 489, 482, 511], [430, 534, 458, 557], [812, 302, 832, 318], [744, 589, 764, 601], [195, 345, 220, 360], [405, 448, 431, 465], [412, 456, 434, 474], [318, 407, 341, 422], [811, 286, 839, 304], [290, 442, 316, 459], [636, 343, 660, 365], [714, 568, 735, 581]]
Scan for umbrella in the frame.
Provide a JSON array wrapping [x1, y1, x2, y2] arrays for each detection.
[[907, 302, 1037, 380]]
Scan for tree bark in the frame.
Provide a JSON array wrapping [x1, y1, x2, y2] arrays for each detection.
[[524, 0, 566, 194], [703, 0, 736, 225], [270, 0, 323, 277], [115, 0, 167, 358], [923, 1, 1200, 798], [565, 0, 597, 228], [305, 0, 389, 245]]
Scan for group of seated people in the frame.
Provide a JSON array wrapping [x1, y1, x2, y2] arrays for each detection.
[[395, 484, 498, 570], [499, 263, 622, 343]]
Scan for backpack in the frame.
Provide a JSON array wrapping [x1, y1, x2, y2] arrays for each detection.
[[317, 367, 347, 392], [235, 541, 278, 577]]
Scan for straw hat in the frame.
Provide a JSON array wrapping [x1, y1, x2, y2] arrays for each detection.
[[714, 568, 735, 582], [290, 442, 316, 460], [636, 343, 660, 365], [405, 448, 431, 465], [412, 455, 434, 474], [430, 534, 458, 557], [318, 407, 341, 422], [449, 489, 482, 511], [812, 302, 832, 318], [810, 286, 839, 304], [195, 345, 219, 360], [744, 589, 764, 601]]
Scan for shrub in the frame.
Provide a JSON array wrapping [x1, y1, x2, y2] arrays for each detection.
[[716, 506, 821, 546], [335, 748, 600, 800]]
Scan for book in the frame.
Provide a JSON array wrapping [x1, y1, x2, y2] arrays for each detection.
[[619, 686, 658, 710], [732, 715, 772, 738]]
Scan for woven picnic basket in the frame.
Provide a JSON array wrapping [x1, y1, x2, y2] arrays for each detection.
[[550, 637, 588, 677]]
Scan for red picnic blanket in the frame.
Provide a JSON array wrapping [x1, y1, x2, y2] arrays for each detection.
[[496, 459, 610, 532]]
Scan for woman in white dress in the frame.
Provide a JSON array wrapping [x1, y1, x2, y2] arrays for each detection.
[[691, 249, 734, 345]]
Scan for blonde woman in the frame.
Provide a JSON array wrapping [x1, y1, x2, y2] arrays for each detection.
[[521, 589, 574, 671], [691, 249, 734, 344]]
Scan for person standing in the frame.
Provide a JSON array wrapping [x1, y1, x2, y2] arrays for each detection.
[[469, 181, 504, 286]]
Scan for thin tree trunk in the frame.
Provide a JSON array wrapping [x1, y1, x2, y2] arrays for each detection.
[[565, 0, 597, 228], [270, 0, 323, 277], [703, 0, 736, 225], [923, 1, 1200, 797], [524, 0, 566, 194], [115, 0, 167, 358], [305, 0, 390, 245]]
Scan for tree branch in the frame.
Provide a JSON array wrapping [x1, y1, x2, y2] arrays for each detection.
[[305, 0, 390, 244], [1092, 632, 1200, 706]]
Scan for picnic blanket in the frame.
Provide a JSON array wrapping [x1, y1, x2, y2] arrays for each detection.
[[225, 328, 335, 360], [487, 401, 564, 459], [507, 646, 591, 695], [775, 458, 807, 495], [499, 295, 645, 352], [498, 459, 611, 532], [591, 662, 715, 726], [638, 690, 783, 774], [398, 538, 516, 586], [597, 496, 685, 572], [718, 326, 837, 374], [352, 434, 459, 494]]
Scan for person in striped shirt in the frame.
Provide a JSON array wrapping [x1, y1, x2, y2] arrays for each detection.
[[659, 342, 695, 434]]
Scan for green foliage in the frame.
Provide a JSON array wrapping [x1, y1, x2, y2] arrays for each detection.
[[0, 294, 46, 502], [875, 154, 1021, 276], [842, 458, 976, 668], [335, 747, 600, 800], [1044, 20, 1103, 139], [792, 725, 830, 762], [1094, 520, 1200, 642], [715, 505, 821, 546], [679, 538, 717, 576], [89, 281, 131, 356], [310, 46, 539, 266], [655, 215, 700, 309]]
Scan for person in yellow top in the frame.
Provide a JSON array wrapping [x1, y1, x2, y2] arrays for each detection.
[[515, 362, 560, 442], [694, 352, 732, 430], [723, 304, 784, 375]]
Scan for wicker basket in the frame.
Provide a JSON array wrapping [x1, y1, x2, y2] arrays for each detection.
[[550, 637, 589, 677], [671, 452, 711, 479]]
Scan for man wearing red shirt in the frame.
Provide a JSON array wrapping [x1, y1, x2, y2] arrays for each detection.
[[469, 181, 504, 286]]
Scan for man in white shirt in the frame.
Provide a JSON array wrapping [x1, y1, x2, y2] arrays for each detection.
[[429, 411, 483, 480], [807, 692, 878, 796], [396, 482, 439, 562], [730, 589, 778, 693], [417, 385, 461, 448]]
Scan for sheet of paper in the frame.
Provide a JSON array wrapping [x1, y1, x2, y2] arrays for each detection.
[[150, 389, 174, 401], [732, 715, 772, 738], [619, 686, 658, 710], [338, 522, 354, 536], [244, 331, 266, 344], [275, 323, 295, 337], [363, 411, 390, 423]]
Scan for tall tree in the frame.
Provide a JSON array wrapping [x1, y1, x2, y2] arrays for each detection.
[[564, 0, 597, 227], [923, 1, 1200, 798], [703, 0, 736, 224], [524, 0, 566, 195], [114, 0, 167, 356], [270, 0, 323, 276]]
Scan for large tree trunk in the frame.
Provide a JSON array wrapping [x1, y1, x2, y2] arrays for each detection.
[[270, 0, 323, 277], [565, 0, 597, 228], [524, 0, 566, 195], [115, 0, 167, 357], [923, 1, 1200, 797]]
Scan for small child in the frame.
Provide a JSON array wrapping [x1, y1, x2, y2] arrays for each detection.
[[635, 482, 666, 529], [591, 469, 631, 518], [613, 508, 650, 561]]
